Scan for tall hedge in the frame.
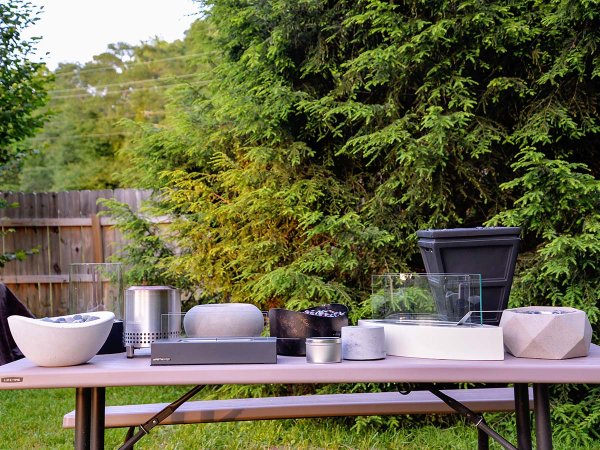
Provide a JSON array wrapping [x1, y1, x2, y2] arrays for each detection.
[[148, 0, 600, 311], [117, 0, 600, 441]]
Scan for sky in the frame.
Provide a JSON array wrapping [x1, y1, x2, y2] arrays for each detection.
[[25, 0, 200, 70]]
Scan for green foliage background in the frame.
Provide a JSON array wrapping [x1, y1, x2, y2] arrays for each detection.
[[5, 0, 600, 444], [128, 0, 600, 319], [3, 19, 215, 192], [105, 0, 600, 443]]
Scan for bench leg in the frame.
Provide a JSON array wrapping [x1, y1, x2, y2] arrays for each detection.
[[425, 387, 518, 450], [124, 427, 136, 448]]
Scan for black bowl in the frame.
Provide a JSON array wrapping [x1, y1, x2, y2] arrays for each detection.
[[268, 304, 349, 356]]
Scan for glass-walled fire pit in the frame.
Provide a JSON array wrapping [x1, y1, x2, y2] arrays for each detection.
[[360, 273, 505, 360]]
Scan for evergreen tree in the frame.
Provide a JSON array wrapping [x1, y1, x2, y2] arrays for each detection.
[[21, 0, 592, 439], [112, 0, 600, 439], [122, 0, 598, 312]]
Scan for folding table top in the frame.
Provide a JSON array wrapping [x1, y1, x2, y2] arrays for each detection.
[[2, 344, 600, 389]]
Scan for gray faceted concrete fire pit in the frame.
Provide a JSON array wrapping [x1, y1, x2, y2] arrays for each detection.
[[500, 306, 592, 359]]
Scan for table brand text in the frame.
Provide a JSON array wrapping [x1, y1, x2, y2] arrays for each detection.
[[1, 377, 23, 383]]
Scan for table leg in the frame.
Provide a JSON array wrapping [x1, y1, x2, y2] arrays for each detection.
[[533, 383, 553, 450], [514, 383, 532, 450], [75, 388, 91, 450], [477, 427, 489, 450], [90, 387, 105, 450]]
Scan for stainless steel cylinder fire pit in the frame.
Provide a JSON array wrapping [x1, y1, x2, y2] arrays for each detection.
[[124, 286, 181, 358]]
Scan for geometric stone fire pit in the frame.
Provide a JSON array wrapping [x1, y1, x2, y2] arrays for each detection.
[[499, 306, 592, 359]]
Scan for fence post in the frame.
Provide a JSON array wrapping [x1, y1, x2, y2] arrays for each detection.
[[91, 213, 104, 263]]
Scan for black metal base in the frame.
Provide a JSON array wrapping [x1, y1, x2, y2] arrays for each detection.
[[515, 383, 532, 450], [75, 387, 105, 450], [71, 381, 552, 450], [395, 383, 551, 450], [118, 385, 205, 450], [534, 384, 553, 450]]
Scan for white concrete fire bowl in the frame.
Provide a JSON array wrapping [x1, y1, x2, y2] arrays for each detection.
[[500, 306, 592, 359], [8, 311, 114, 367]]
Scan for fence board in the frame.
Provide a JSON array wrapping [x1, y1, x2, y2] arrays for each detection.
[[16, 193, 29, 278], [55, 192, 68, 277], [103, 223, 119, 261], [0, 217, 159, 227], [98, 190, 110, 211], [0, 189, 156, 316], [1, 192, 19, 277], [24, 194, 42, 310], [3, 192, 19, 218], [38, 191, 52, 218], [1, 275, 69, 283], [79, 190, 93, 216]]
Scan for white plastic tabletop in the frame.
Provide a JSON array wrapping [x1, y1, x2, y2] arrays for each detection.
[[2, 344, 600, 390]]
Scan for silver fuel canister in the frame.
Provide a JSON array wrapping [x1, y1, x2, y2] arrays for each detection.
[[305, 337, 342, 363]]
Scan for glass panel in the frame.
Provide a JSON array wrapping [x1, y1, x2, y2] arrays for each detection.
[[370, 273, 482, 325], [68, 263, 124, 320]]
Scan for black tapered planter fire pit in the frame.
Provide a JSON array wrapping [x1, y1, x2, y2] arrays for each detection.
[[268, 303, 349, 356], [417, 227, 521, 325]]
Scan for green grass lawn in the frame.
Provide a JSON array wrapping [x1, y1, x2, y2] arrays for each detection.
[[0, 386, 597, 449]]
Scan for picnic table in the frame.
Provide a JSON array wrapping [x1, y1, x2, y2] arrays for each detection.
[[3, 345, 600, 449]]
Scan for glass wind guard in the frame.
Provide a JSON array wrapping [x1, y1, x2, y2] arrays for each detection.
[[370, 273, 483, 325], [68, 263, 124, 320]]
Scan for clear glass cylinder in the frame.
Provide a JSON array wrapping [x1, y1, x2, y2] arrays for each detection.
[[68, 263, 124, 320]]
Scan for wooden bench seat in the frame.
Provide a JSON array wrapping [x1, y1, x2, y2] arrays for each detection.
[[63, 387, 531, 429]]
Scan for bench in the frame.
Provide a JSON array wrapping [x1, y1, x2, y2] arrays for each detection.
[[63, 387, 531, 429]]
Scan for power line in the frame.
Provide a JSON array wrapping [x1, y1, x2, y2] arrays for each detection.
[[29, 132, 134, 141], [49, 73, 207, 94], [49, 80, 211, 100], [53, 52, 216, 77], [52, 51, 218, 77]]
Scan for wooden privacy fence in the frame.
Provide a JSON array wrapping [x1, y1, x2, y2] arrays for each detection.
[[0, 189, 154, 317]]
